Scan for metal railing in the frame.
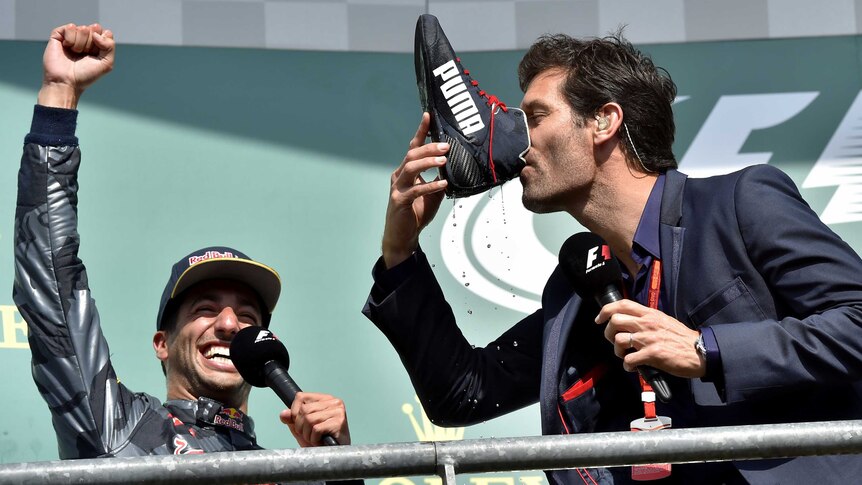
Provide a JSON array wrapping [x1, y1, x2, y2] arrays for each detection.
[[2, 420, 862, 484]]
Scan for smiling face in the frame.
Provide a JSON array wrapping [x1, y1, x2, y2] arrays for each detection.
[[153, 279, 264, 409]]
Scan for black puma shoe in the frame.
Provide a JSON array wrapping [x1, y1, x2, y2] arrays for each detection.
[[414, 14, 530, 198]]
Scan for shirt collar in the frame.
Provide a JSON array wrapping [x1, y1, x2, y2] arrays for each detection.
[[631, 174, 665, 265], [164, 396, 256, 438]]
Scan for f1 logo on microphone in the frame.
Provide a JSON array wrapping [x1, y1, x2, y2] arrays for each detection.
[[586, 244, 612, 273], [254, 329, 278, 343]]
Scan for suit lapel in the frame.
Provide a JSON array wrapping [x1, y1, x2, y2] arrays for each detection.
[[540, 293, 581, 434], [660, 170, 687, 320]]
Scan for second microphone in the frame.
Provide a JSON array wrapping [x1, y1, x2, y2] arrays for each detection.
[[558, 231, 672, 403], [230, 326, 340, 446]]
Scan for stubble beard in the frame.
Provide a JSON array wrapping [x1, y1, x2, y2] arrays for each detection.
[[193, 371, 249, 407], [175, 352, 248, 405], [522, 191, 552, 214], [521, 173, 566, 214]]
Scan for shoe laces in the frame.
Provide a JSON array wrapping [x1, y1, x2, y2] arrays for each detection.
[[459, 58, 509, 112], [458, 57, 506, 183]]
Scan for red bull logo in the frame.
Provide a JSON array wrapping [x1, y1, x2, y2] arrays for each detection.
[[188, 250, 236, 265], [214, 408, 245, 432], [222, 408, 242, 420]]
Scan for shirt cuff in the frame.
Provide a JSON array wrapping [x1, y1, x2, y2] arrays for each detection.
[[24, 105, 79, 146], [699, 326, 724, 386]]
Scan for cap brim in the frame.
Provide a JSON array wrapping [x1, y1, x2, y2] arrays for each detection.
[[171, 258, 281, 315]]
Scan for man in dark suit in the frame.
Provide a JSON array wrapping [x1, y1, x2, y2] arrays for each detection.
[[363, 33, 862, 484]]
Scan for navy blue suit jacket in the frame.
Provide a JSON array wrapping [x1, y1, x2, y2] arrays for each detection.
[[363, 165, 862, 484]]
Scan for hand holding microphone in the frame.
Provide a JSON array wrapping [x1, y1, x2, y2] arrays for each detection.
[[558, 232, 673, 403], [230, 327, 347, 446]]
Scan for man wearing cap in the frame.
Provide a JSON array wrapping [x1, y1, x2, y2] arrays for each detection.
[[13, 23, 354, 469]]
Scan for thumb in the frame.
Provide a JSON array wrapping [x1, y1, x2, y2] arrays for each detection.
[[91, 30, 115, 53], [279, 408, 293, 424], [279, 409, 311, 447]]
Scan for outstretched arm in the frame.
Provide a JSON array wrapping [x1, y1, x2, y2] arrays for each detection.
[[13, 24, 142, 460]]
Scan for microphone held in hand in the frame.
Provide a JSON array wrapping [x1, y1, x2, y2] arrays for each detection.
[[230, 327, 339, 446], [559, 232, 672, 403]]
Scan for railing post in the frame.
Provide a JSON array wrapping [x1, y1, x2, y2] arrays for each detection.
[[437, 462, 457, 485]]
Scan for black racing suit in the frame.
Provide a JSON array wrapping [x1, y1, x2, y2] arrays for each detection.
[[14, 105, 360, 483]]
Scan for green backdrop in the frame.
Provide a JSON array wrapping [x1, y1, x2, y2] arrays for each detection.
[[0, 34, 860, 484]]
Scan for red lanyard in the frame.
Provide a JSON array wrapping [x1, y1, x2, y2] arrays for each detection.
[[641, 260, 662, 419], [630, 259, 673, 481], [648, 259, 662, 311]]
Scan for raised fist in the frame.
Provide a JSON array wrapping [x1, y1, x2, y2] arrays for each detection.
[[38, 23, 115, 108]]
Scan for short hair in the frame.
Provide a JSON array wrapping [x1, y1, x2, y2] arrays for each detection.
[[518, 32, 678, 173], [159, 301, 180, 376]]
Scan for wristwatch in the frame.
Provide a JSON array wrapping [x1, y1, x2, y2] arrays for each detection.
[[695, 332, 707, 358]]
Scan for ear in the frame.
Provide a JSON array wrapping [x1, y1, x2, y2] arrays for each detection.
[[593, 102, 624, 144], [153, 331, 169, 362]]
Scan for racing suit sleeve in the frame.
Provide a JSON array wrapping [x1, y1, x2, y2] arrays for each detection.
[[13, 105, 153, 459]]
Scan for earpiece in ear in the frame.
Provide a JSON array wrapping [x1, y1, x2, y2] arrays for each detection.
[[596, 116, 609, 130]]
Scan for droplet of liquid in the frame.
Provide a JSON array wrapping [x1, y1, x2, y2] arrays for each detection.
[[467, 310, 473, 315], [465, 282, 470, 287], [513, 341, 518, 347], [487, 244, 491, 248], [452, 223, 457, 227]]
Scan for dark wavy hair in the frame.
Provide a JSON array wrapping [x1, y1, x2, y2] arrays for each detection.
[[518, 32, 678, 172]]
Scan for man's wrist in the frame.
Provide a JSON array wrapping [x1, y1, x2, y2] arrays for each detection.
[[381, 242, 418, 270], [37, 83, 81, 109], [695, 332, 707, 359]]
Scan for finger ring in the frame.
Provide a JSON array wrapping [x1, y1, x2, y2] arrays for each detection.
[[629, 333, 634, 349]]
